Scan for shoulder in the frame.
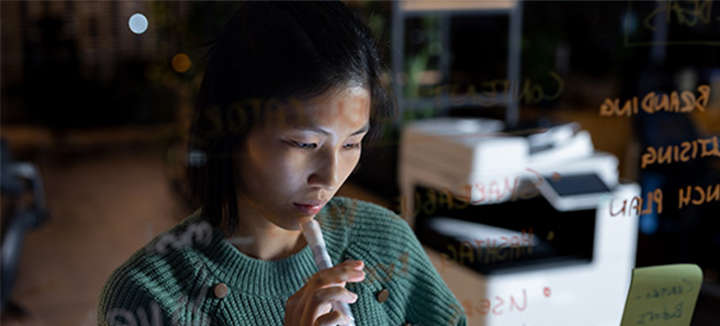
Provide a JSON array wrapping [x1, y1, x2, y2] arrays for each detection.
[[143, 209, 214, 256], [98, 210, 211, 322]]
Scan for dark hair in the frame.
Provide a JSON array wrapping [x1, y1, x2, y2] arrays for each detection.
[[187, 1, 394, 236]]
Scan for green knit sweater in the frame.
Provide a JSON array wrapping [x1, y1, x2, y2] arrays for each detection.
[[98, 197, 467, 326]]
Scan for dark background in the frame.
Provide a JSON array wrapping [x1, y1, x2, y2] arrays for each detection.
[[2, 1, 719, 325]]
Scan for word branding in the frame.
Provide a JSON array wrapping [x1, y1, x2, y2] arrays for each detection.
[[600, 85, 710, 117]]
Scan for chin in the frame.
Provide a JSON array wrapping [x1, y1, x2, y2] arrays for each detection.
[[276, 211, 312, 231]]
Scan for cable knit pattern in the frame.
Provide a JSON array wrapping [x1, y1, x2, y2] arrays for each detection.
[[98, 197, 467, 326]]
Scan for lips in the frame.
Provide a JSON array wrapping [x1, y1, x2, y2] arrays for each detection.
[[293, 201, 327, 216]]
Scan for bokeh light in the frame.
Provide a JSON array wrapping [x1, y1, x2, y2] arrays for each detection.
[[188, 150, 207, 167], [172, 53, 192, 73], [128, 13, 149, 35]]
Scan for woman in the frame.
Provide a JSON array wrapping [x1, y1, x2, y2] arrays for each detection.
[[98, 2, 466, 325]]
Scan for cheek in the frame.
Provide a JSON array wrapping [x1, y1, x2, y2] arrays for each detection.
[[243, 144, 304, 195], [339, 152, 362, 179]]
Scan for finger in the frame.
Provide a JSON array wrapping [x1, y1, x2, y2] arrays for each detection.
[[342, 259, 364, 270], [307, 287, 358, 321], [314, 309, 352, 326], [312, 264, 365, 287], [310, 286, 358, 309]]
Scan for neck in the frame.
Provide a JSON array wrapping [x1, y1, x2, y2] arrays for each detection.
[[235, 227, 307, 261], [230, 197, 308, 261]]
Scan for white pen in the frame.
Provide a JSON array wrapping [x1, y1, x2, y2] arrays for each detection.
[[300, 219, 357, 326]]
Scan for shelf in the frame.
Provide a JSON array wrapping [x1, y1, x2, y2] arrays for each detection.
[[392, 0, 523, 127], [400, 0, 517, 12]]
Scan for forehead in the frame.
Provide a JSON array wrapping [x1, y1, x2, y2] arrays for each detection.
[[280, 86, 371, 127]]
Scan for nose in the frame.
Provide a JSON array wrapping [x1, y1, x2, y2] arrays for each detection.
[[307, 149, 339, 191]]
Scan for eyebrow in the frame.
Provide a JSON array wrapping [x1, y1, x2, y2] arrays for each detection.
[[296, 123, 370, 137]]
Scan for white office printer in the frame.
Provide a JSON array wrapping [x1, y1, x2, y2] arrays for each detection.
[[398, 117, 640, 326]]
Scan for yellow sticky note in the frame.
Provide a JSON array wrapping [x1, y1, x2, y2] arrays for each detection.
[[620, 264, 703, 326]]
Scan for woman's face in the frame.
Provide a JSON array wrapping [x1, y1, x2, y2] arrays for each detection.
[[235, 86, 371, 231]]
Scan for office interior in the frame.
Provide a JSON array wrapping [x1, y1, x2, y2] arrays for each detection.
[[1, 1, 719, 325]]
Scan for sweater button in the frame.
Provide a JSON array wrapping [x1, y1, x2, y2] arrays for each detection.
[[376, 288, 390, 303], [214, 283, 229, 299]]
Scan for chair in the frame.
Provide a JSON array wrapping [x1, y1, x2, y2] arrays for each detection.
[[0, 138, 50, 314]]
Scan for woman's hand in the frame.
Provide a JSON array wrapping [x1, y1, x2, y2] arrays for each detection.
[[284, 259, 365, 326]]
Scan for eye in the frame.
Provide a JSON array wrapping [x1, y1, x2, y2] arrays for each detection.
[[343, 142, 361, 150], [288, 141, 317, 149]]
